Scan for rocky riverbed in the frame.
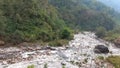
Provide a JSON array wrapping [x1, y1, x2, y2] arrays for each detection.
[[0, 32, 120, 68]]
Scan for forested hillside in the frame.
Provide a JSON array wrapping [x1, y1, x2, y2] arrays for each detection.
[[98, 0, 120, 12], [49, 0, 120, 31], [0, 0, 120, 44], [49, 0, 120, 41], [0, 0, 72, 44], [97, 0, 120, 25]]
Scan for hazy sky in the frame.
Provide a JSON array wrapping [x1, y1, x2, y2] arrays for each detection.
[[98, 0, 120, 12]]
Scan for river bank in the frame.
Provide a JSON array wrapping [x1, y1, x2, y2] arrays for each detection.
[[0, 32, 120, 68]]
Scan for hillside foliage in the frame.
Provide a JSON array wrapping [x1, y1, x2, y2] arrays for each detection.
[[0, 0, 120, 44], [0, 0, 72, 44]]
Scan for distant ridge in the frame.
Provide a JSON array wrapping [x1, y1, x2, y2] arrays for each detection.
[[98, 0, 120, 12]]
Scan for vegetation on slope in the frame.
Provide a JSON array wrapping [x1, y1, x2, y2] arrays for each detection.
[[0, 0, 120, 45], [106, 56, 120, 68], [49, 0, 120, 41], [49, 0, 116, 31], [0, 0, 72, 44], [27, 65, 34, 68]]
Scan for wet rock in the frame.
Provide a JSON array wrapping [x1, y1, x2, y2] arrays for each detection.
[[94, 45, 109, 54]]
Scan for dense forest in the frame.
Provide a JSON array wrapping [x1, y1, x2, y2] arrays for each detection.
[[0, 0, 72, 45], [50, 0, 120, 41], [0, 0, 120, 45], [50, 0, 116, 30]]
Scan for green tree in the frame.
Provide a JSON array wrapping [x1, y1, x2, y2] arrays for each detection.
[[61, 28, 71, 39], [95, 27, 106, 38]]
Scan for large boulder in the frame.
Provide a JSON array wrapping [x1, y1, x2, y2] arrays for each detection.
[[94, 45, 109, 54], [114, 38, 120, 48]]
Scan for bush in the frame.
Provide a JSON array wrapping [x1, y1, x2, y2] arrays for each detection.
[[95, 27, 106, 38], [106, 56, 120, 68], [49, 39, 69, 47], [27, 65, 34, 68], [60, 28, 73, 40], [97, 56, 104, 60], [104, 29, 120, 42], [44, 63, 48, 68]]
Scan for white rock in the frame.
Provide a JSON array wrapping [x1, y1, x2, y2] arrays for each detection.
[[1, 31, 120, 68]]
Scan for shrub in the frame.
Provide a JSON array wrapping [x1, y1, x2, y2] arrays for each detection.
[[44, 63, 48, 68], [60, 28, 73, 40], [106, 56, 120, 68], [49, 39, 68, 47], [97, 56, 104, 60], [62, 65, 66, 68], [27, 65, 34, 68], [95, 27, 106, 38]]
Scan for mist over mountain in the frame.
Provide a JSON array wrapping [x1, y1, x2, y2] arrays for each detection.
[[98, 0, 120, 12]]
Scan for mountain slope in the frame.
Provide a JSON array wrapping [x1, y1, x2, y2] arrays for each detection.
[[0, 0, 120, 44], [49, 0, 118, 31], [98, 0, 120, 12], [0, 0, 72, 44]]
